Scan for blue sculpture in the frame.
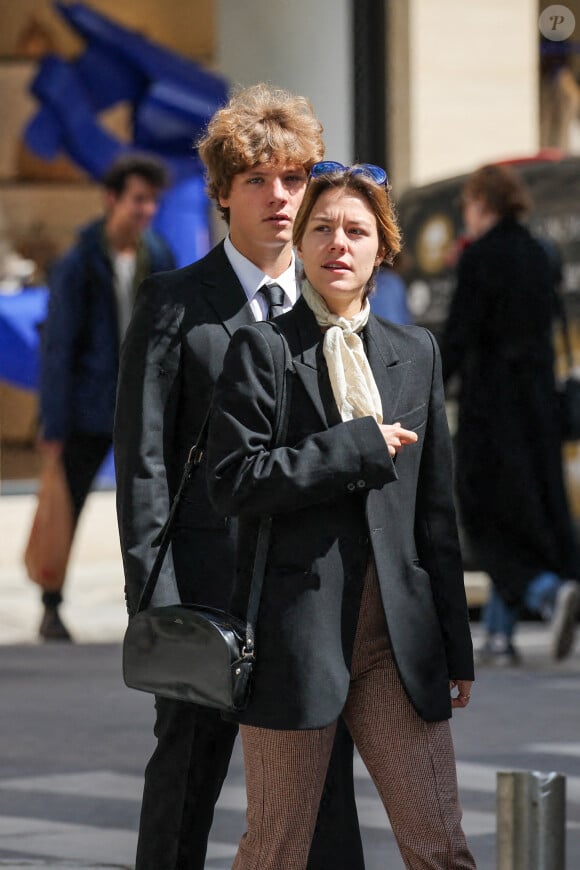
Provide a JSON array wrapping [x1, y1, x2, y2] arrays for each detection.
[[0, 288, 48, 390], [25, 1, 229, 267]]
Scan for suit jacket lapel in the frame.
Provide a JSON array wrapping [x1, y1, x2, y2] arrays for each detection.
[[198, 243, 255, 334], [365, 314, 411, 421], [288, 301, 414, 428], [288, 296, 337, 427]]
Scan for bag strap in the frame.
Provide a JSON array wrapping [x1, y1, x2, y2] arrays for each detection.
[[135, 406, 211, 613]]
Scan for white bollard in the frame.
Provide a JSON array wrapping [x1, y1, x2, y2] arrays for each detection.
[[497, 770, 566, 870]]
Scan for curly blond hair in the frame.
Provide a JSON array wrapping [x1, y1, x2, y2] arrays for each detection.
[[197, 83, 324, 222]]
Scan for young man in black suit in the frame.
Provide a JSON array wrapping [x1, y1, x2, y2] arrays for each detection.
[[115, 84, 365, 870]]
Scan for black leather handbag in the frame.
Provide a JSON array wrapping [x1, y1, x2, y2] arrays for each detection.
[[122, 324, 291, 713]]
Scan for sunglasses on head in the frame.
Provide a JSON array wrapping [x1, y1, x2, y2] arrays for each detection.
[[309, 161, 388, 186]]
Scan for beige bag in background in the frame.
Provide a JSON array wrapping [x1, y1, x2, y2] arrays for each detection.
[[24, 454, 74, 592]]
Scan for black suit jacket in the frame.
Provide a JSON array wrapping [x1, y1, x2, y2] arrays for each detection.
[[115, 242, 255, 617], [207, 297, 474, 728]]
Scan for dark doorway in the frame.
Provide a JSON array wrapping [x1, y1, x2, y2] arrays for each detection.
[[352, 0, 388, 166]]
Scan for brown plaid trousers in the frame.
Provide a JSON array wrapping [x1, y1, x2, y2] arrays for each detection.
[[233, 560, 477, 870]]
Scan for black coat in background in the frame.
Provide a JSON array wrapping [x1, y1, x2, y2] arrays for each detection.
[[441, 218, 578, 606]]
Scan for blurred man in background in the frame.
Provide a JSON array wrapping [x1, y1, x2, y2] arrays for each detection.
[[35, 153, 174, 641]]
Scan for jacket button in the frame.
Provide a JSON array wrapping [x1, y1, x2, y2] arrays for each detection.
[[347, 482, 356, 492], [356, 479, 366, 488]]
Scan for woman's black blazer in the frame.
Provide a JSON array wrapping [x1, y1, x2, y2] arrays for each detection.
[[207, 296, 474, 729]]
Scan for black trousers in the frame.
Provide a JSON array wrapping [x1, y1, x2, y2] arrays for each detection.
[[42, 431, 111, 606], [61, 430, 112, 521], [135, 700, 364, 870]]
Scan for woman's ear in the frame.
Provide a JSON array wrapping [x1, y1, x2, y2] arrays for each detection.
[[375, 245, 387, 266]]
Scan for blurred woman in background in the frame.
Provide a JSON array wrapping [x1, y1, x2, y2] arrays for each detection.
[[441, 163, 580, 665]]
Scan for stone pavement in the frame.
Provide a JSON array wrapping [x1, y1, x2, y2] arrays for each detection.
[[0, 490, 490, 646], [0, 491, 126, 646], [0, 638, 579, 870], [0, 491, 579, 869]]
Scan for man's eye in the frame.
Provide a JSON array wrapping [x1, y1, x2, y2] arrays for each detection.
[[247, 177, 263, 184], [286, 175, 306, 184]]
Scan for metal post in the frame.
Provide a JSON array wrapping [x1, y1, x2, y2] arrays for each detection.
[[497, 770, 566, 870]]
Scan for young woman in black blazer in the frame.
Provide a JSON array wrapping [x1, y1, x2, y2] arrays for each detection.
[[207, 163, 476, 869]]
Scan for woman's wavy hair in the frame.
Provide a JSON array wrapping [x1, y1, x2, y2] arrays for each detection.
[[293, 168, 402, 298], [462, 163, 532, 219], [197, 83, 324, 223]]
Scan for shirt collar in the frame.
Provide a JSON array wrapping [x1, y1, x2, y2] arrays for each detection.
[[224, 235, 298, 306]]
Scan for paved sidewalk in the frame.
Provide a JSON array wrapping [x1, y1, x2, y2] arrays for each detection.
[[0, 490, 129, 868], [1, 491, 579, 870], [0, 634, 579, 870], [0, 491, 126, 645], [0, 490, 491, 645], [0, 859, 133, 870]]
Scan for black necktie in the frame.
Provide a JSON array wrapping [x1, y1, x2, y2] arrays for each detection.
[[261, 283, 286, 320]]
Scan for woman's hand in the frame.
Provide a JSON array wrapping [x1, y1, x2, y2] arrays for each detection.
[[450, 679, 473, 709], [379, 423, 418, 457]]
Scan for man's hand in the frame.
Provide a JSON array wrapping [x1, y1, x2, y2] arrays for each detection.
[[38, 440, 64, 462]]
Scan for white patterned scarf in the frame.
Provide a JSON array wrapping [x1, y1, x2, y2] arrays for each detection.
[[301, 279, 383, 424]]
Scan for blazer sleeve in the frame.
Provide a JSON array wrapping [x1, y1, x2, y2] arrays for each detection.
[[207, 324, 397, 518], [40, 252, 86, 440], [114, 275, 182, 616], [414, 330, 474, 680]]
